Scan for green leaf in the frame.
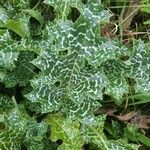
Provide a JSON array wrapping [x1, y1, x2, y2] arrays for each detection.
[[144, 19, 150, 24], [26, 2, 129, 117], [43, 0, 112, 22], [104, 120, 122, 139], [141, 7, 150, 14], [136, 133, 150, 147], [0, 94, 14, 113], [24, 120, 48, 150], [62, 98, 101, 119], [127, 92, 150, 105], [45, 113, 84, 150], [81, 115, 108, 148], [3, 51, 36, 87], [0, 8, 9, 26], [0, 1, 30, 36], [107, 139, 139, 150], [81, 116, 139, 150], [0, 95, 29, 150], [104, 60, 129, 102], [43, 0, 83, 19], [125, 124, 150, 147], [4, 20, 27, 38], [0, 30, 19, 77], [126, 93, 150, 100], [128, 40, 150, 93], [11, 0, 30, 10], [23, 9, 44, 25]]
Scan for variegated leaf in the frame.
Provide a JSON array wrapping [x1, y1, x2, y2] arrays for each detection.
[[23, 120, 48, 150], [0, 30, 19, 79], [43, 0, 83, 19], [81, 116, 139, 150], [45, 113, 84, 150], [0, 95, 29, 150], [3, 51, 36, 87], [26, 1, 129, 118], [129, 40, 150, 93], [104, 60, 129, 102], [0, 8, 8, 26]]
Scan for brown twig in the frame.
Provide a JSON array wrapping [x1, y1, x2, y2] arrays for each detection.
[[122, 0, 140, 30]]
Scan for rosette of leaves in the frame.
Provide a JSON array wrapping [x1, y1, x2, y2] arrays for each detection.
[[26, 0, 129, 119]]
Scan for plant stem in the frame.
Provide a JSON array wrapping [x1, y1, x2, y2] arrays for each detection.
[[62, 0, 68, 21]]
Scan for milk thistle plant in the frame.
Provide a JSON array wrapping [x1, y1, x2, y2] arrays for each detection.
[[0, 0, 149, 149]]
